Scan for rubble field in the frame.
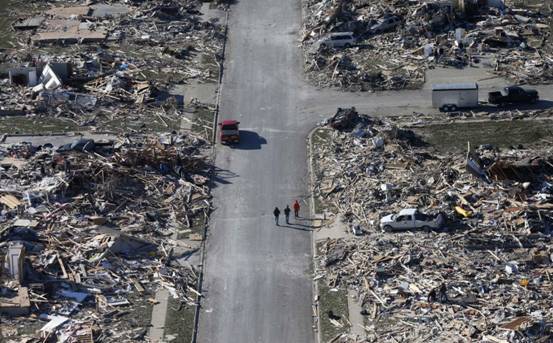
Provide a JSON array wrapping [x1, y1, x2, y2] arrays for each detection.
[[312, 107, 553, 342], [0, 0, 226, 137], [302, 0, 553, 91], [0, 132, 213, 342]]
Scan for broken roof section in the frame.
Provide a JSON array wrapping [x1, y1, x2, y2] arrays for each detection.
[[45, 6, 91, 19], [32, 26, 107, 45], [12, 16, 45, 30], [29, 5, 108, 45], [90, 4, 130, 18], [32, 64, 63, 92]]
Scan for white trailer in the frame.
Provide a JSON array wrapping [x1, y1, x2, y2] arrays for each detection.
[[432, 83, 479, 112]]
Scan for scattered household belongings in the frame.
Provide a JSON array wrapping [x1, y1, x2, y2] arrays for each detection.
[[312, 109, 553, 341], [302, 0, 553, 90], [0, 0, 227, 340], [0, 0, 226, 135], [0, 132, 212, 340]]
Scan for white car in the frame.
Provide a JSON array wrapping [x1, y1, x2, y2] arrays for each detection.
[[380, 208, 444, 232], [317, 32, 356, 49]]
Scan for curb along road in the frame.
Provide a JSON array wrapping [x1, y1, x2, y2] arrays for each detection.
[[307, 128, 322, 343], [191, 7, 230, 343]]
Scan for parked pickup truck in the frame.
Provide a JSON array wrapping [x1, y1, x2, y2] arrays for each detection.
[[380, 208, 444, 232], [488, 86, 539, 105]]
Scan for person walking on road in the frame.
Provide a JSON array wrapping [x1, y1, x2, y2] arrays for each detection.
[[293, 200, 300, 218], [273, 207, 281, 226], [284, 205, 291, 224]]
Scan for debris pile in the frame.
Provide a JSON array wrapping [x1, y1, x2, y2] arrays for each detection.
[[328, 106, 360, 130], [1, 0, 225, 132], [302, 0, 553, 90], [0, 133, 212, 341], [313, 109, 553, 341]]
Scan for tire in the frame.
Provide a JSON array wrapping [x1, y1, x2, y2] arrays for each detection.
[[422, 225, 431, 232], [440, 105, 450, 112], [344, 43, 352, 48], [450, 105, 458, 112], [383, 225, 393, 232]]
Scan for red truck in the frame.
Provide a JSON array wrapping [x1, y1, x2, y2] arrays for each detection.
[[218, 120, 240, 144]]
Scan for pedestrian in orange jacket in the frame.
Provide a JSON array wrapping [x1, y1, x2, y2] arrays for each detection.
[[293, 200, 300, 218]]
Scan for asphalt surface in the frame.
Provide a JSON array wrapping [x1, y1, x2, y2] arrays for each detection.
[[197, 0, 315, 341], [300, 67, 553, 119]]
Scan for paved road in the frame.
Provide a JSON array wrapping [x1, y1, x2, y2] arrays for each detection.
[[300, 67, 553, 119], [197, 0, 315, 342]]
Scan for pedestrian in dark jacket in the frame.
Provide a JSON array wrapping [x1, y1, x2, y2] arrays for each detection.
[[284, 205, 291, 224], [293, 200, 300, 218], [273, 207, 281, 226]]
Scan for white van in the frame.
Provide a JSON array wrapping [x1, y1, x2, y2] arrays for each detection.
[[317, 32, 356, 49]]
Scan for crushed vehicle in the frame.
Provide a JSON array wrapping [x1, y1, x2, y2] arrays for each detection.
[[369, 15, 402, 34], [316, 32, 356, 49], [219, 119, 240, 144], [379, 208, 445, 231], [488, 86, 539, 105]]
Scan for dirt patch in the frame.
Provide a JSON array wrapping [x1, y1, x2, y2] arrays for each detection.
[[191, 105, 216, 142], [318, 281, 350, 342], [412, 118, 553, 152], [0, 116, 81, 134], [164, 296, 195, 343]]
